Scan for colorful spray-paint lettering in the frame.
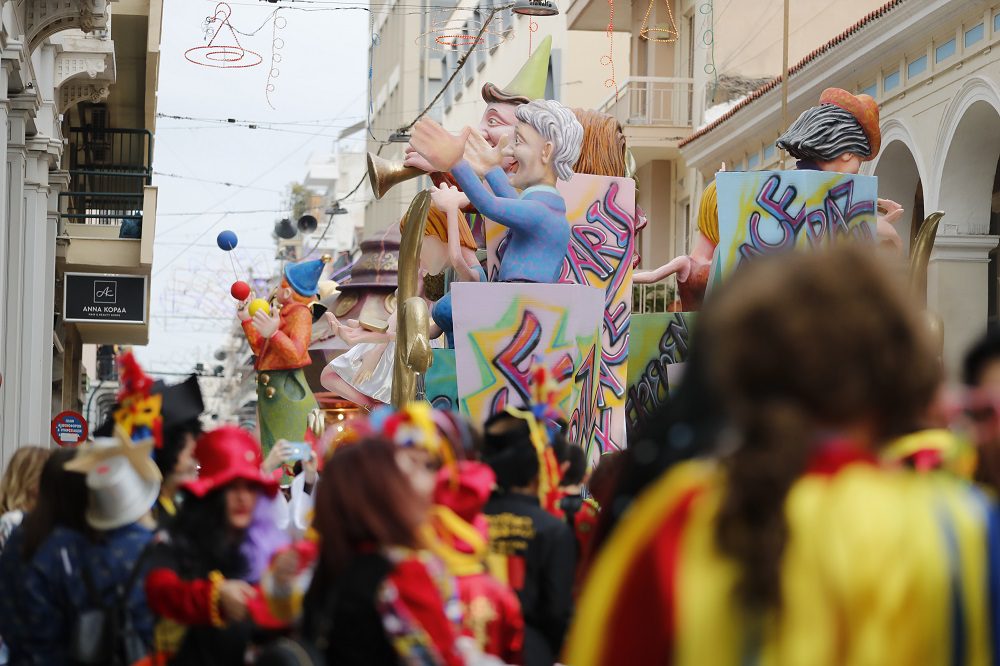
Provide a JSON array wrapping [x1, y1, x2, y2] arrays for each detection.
[[713, 170, 877, 282], [624, 312, 695, 436], [451, 283, 604, 454], [486, 174, 636, 460]]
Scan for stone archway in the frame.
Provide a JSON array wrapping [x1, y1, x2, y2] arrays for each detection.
[[937, 100, 1000, 235], [873, 139, 923, 255], [930, 97, 1000, 371]]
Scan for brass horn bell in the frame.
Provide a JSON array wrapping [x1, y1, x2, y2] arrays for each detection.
[[367, 152, 423, 200]]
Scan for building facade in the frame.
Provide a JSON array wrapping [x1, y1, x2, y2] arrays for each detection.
[[680, 0, 1000, 374], [567, 0, 891, 271], [0, 0, 163, 469]]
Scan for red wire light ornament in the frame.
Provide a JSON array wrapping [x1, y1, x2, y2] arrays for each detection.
[[417, 16, 508, 52], [528, 18, 538, 54], [601, 0, 618, 99], [265, 12, 287, 109], [185, 3, 263, 69]]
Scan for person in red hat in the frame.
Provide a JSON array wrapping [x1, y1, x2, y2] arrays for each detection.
[[144, 426, 283, 664]]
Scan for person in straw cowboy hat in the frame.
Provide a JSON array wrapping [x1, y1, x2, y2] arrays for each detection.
[[62, 427, 164, 663], [0, 429, 162, 665]]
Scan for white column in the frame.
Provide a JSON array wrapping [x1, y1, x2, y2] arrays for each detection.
[[24, 139, 54, 436], [927, 234, 1000, 377], [0, 82, 10, 458], [1, 103, 29, 462]]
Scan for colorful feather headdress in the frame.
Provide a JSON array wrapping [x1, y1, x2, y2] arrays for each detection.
[[503, 359, 568, 512], [113, 351, 163, 447]]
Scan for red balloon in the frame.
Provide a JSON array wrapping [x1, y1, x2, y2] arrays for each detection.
[[230, 281, 251, 301]]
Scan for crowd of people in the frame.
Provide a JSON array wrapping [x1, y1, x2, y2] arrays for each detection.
[[4, 245, 1000, 664]]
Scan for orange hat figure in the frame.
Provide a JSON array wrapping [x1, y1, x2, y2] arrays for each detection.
[[237, 257, 325, 457], [636, 87, 901, 309]]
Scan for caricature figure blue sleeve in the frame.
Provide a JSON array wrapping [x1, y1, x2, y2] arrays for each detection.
[[450, 161, 570, 284]]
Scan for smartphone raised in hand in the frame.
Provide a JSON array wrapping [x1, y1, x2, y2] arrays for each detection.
[[284, 441, 312, 463]]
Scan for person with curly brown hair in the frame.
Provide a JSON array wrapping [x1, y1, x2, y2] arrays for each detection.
[[567, 246, 1000, 666]]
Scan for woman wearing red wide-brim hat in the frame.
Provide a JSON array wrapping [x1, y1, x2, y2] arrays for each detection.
[[143, 426, 289, 664]]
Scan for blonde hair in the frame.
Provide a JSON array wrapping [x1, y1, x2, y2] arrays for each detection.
[[696, 180, 719, 245], [400, 206, 477, 251], [0, 446, 51, 514]]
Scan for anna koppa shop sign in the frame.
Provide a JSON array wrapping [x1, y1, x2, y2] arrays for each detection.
[[64, 273, 147, 324]]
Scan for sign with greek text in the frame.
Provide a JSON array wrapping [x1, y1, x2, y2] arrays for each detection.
[[64, 273, 148, 324], [51, 410, 88, 446]]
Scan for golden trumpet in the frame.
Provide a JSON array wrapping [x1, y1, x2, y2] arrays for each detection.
[[391, 190, 433, 408], [367, 152, 423, 200], [909, 211, 944, 309]]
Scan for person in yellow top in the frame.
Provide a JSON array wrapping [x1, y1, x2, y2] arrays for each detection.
[[567, 246, 1000, 666]]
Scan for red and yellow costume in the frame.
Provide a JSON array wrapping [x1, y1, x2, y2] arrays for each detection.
[[425, 461, 525, 663], [567, 440, 1000, 665]]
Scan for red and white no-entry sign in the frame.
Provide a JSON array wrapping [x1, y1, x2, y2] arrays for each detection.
[[51, 410, 88, 447]]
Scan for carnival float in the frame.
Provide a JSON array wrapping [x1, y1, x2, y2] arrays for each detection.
[[230, 42, 943, 466]]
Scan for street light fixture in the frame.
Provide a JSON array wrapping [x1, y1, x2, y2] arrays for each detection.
[[512, 0, 559, 16]]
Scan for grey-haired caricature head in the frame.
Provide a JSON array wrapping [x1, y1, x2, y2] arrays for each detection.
[[507, 99, 584, 188]]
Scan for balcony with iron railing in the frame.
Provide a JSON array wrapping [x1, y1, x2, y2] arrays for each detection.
[[600, 77, 695, 165], [58, 126, 158, 272], [632, 281, 676, 314], [600, 77, 695, 127]]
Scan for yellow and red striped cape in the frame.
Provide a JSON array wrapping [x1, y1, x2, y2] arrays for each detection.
[[566, 446, 1000, 666]]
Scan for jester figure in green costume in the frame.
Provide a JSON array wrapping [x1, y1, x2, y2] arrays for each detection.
[[237, 258, 324, 456]]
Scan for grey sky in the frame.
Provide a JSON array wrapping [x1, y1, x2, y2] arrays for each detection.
[[134, 0, 369, 387]]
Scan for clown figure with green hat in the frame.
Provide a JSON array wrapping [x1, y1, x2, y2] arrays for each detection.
[[237, 257, 325, 456]]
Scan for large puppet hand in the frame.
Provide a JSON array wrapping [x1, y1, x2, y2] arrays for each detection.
[[430, 183, 470, 212], [465, 132, 507, 177], [876, 198, 904, 254], [252, 310, 280, 339], [323, 312, 340, 335], [410, 119, 471, 172], [403, 144, 435, 173], [356, 345, 385, 384]]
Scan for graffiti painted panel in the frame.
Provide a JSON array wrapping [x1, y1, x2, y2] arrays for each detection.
[[713, 171, 877, 283], [624, 312, 696, 438], [425, 349, 458, 411], [485, 174, 636, 456], [451, 283, 604, 457]]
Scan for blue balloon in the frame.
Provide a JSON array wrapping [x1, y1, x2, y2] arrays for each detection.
[[216, 230, 238, 251]]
